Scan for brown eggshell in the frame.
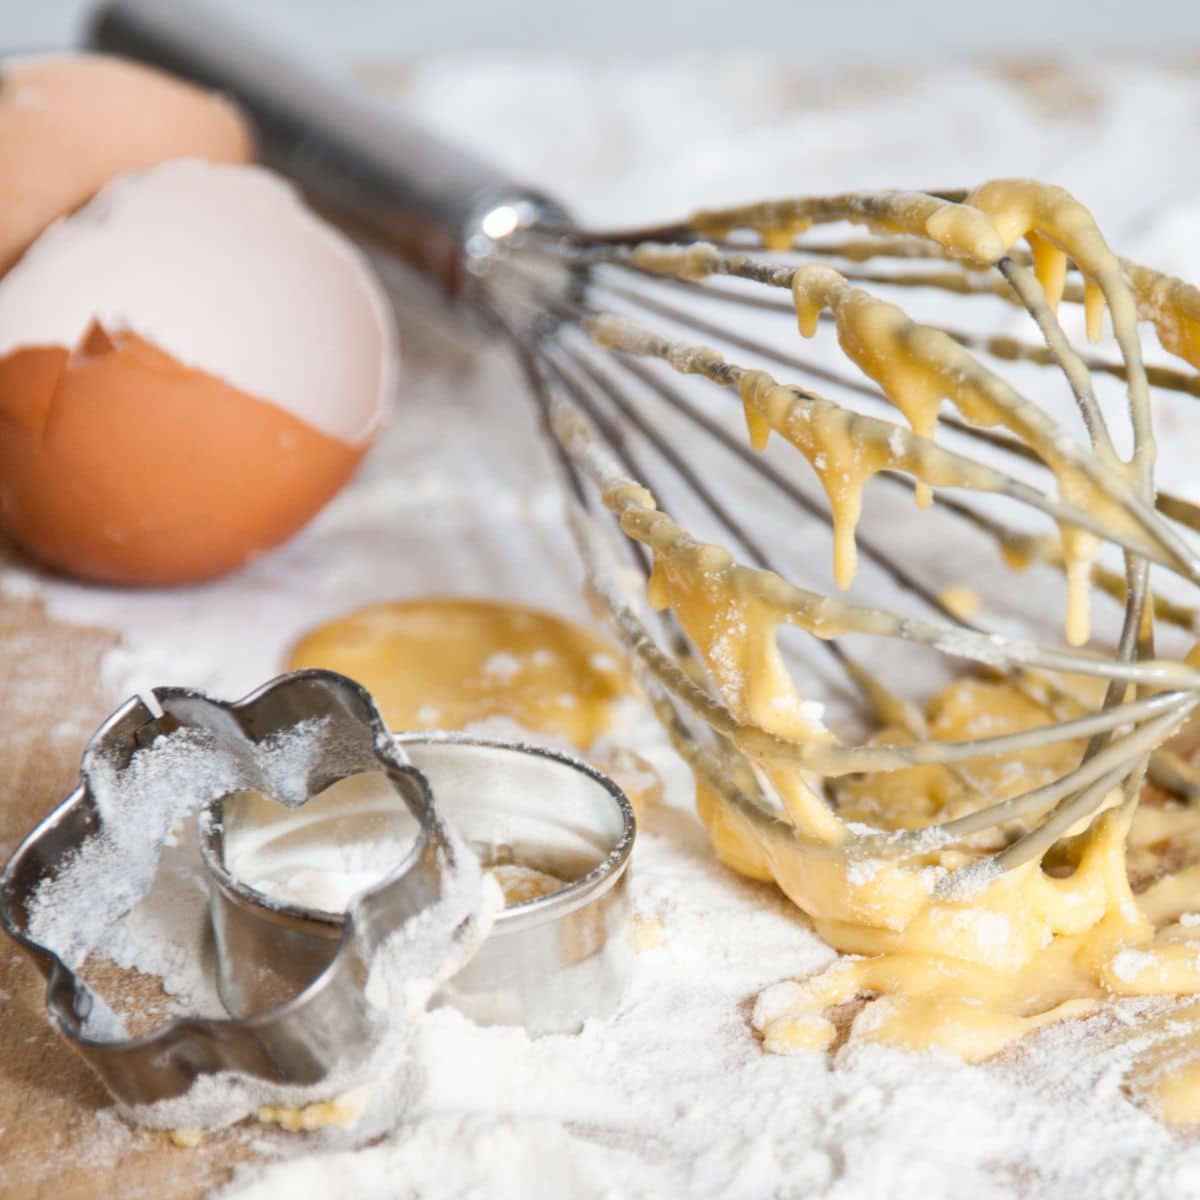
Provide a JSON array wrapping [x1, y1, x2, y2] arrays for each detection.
[[0, 324, 365, 585], [0, 52, 253, 274]]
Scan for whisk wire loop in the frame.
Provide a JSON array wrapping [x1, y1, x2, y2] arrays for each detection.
[[478, 183, 1200, 877]]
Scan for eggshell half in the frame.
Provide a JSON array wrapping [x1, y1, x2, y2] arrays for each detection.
[[0, 325, 367, 584], [0, 52, 254, 275], [0, 161, 397, 585]]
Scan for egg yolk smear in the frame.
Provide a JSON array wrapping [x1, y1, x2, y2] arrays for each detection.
[[288, 597, 629, 750]]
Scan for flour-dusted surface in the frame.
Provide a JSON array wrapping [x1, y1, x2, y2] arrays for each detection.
[[220, 785, 1200, 1198], [6, 55, 1200, 1198]]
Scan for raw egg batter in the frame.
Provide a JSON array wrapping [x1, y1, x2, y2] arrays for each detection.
[[287, 596, 630, 749], [581, 180, 1200, 1125]]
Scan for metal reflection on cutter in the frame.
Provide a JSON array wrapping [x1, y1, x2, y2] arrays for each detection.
[[202, 733, 636, 1036]]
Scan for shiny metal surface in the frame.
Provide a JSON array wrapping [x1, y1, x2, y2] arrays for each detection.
[[0, 670, 469, 1114], [205, 733, 636, 1035]]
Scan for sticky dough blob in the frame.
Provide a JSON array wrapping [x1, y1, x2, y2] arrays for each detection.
[[0, 52, 254, 274], [287, 597, 630, 749], [603, 180, 1200, 1124], [723, 675, 1200, 1127]]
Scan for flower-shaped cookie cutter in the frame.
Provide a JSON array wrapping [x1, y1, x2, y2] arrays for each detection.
[[0, 669, 481, 1126]]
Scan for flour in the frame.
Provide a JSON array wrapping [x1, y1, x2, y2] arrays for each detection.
[[27, 724, 254, 975], [9, 53, 1200, 1199]]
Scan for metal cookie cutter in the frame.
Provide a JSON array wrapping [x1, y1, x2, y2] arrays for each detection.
[[203, 732, 637, 1036], [0, 670, 479, 1123]]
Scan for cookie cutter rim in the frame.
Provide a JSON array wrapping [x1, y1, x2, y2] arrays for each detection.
[[202, 730, 636, 931], [201, 730, 637, 1030], [0, 669, 472, 1115], [398, 730, 636, 936]]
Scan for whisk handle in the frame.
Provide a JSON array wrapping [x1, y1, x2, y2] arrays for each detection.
[[87, 0, 564, 297]]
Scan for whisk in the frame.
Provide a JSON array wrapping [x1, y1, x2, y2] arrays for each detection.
[[92, 2, 1200, 895]]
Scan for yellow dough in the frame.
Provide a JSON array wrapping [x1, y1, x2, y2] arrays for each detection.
[[593, 180, 1200, 1123], [257, 1084, 376, 1133], [488, 863, 566, 905], [741, 675, 1193, 1087], [288, 597, 629, 749]]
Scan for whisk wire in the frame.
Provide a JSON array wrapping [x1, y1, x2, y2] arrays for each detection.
[[475, 183, 1200, 879]]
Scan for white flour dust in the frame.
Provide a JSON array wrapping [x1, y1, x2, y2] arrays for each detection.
[[8, 54, 1200, 1198]]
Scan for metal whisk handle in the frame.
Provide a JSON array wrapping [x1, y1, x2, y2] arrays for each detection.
[[87, 0, 563, 297]]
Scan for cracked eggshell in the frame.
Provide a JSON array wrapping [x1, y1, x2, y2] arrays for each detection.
[[0, 159, 397, 586], [0, 52, 254, 275]]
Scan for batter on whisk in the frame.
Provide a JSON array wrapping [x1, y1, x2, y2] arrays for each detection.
[[503, 178, 1200, 1124]]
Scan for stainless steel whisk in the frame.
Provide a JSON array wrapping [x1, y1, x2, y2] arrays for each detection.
[[93, 1, 1200, 887]]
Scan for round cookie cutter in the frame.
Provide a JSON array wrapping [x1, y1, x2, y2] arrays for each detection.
[[201, 732, 637, 1036]]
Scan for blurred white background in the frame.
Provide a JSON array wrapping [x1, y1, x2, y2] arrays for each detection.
[[4, 0, 1200, 59]]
